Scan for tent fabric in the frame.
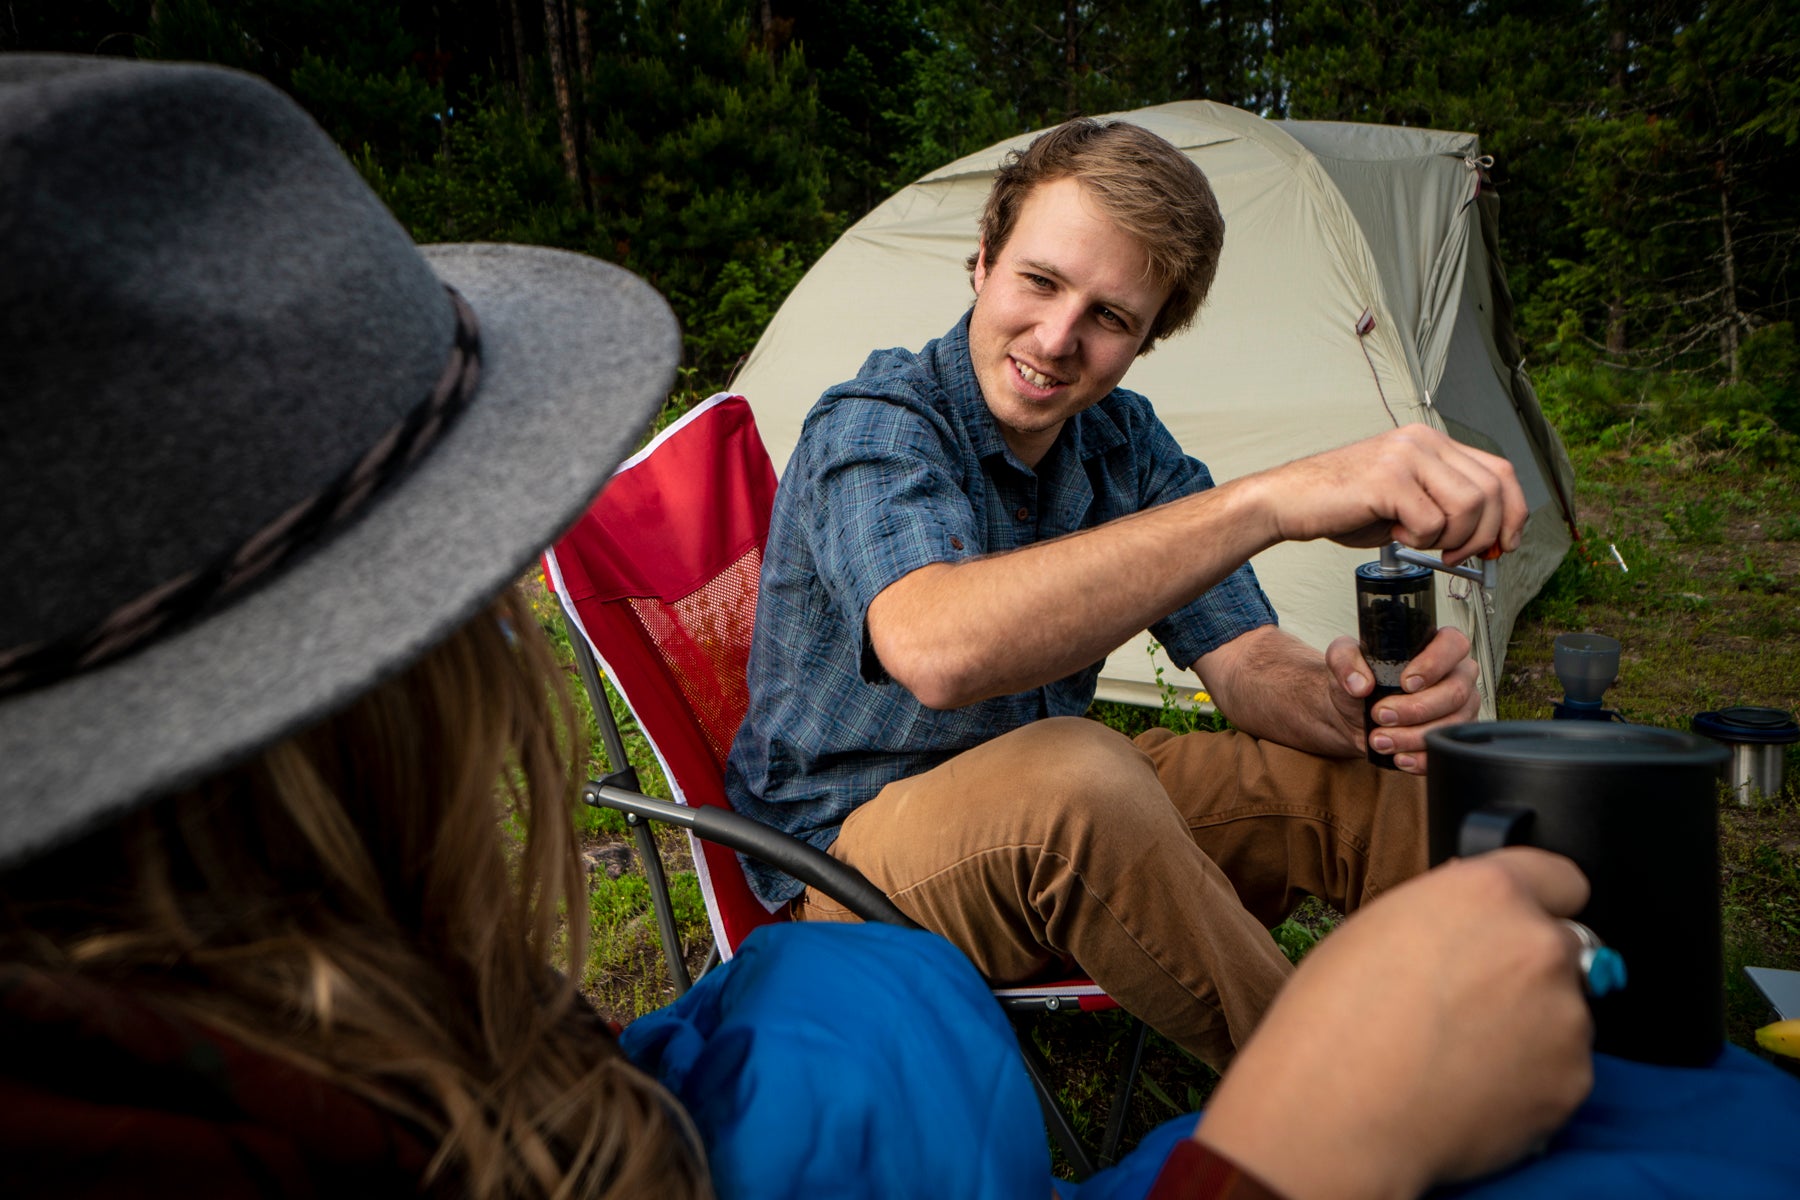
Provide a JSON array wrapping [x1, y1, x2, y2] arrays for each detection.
[[731, 101, 1575, 715]]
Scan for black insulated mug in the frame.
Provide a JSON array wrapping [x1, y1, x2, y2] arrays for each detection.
[[1425, 720, 1729, 1067]]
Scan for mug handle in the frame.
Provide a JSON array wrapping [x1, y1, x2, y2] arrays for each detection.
[[1458, 807, 1534, 857]]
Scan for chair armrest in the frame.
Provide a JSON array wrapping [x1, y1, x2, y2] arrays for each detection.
[[583, 782, 919, 930]]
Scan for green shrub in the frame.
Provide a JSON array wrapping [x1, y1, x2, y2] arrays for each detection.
[[1700, 411, 1797, 464], [1537, 362, 1799, 461], [1661, 500, 1725, 544], [1536, 363, 1640, 442], [355, 90, 576, 246], [1740, 322, 1800, 434]]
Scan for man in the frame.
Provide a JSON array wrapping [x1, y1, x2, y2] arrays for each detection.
[[725, 118, 1526, 1068]]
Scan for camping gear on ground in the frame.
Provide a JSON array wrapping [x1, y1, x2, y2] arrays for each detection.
[[1425, 721, 1729, 1067], [1691, 706, 1799, 805], [1552, 633, 1625, 721], [1746, 966, 1800, 1021], [542, 393, 1147, 1178], [1354, 542, 1499, 767], [730, 101, 1577, 718]]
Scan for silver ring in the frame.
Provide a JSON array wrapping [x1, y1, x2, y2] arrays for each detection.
[[1562, 919, 1627, 998]]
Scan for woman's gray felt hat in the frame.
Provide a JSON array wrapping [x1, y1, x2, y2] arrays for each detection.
[[0, 55, 680, 866]]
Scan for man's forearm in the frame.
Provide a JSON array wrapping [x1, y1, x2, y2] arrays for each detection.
[[867, 479, 1279, 709], [867, 423, 1528, 715]]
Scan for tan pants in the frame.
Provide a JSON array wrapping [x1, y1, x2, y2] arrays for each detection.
[[792, 717, 1426, 1069]]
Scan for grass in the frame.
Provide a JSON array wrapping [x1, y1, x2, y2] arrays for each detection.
[[543, 377, 1800, 1169], [1492, 428, 1800, 1068]]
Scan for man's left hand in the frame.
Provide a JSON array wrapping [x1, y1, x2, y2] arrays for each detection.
[[1326, 627, 1480, 774]]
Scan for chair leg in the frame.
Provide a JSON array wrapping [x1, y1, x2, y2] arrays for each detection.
[[561, 611, 694, 997], [1016, 1027, 1098, 1181], [1098, 1016, 1151, 1167], [628, 814, 693, 997], [562, 611, 635, 777]]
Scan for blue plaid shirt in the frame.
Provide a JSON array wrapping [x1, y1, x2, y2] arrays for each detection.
[[726, 314, 1276, 905]]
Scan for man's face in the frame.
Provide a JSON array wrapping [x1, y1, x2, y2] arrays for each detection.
[[969, 176, 1169, 469]]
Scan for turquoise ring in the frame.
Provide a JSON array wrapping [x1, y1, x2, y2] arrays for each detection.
[[1563, 919, 1628, 998]]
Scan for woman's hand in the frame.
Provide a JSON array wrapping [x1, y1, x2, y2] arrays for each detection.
[[1192, 849, 1595, 1200]]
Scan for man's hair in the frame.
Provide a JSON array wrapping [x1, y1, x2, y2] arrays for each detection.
[[0, 587, 709, 1200], [969, 118, 1225, 354]]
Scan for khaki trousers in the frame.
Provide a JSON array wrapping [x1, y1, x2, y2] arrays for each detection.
[[793, 717, 1426, 1069]]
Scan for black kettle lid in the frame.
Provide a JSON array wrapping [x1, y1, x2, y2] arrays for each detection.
[[1692, 706, 1800, 744]]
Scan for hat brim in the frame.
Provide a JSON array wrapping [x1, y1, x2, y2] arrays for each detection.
[[0, 243, 679, 867]]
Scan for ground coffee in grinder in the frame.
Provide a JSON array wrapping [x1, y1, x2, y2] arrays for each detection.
[[1355, 558, 1436, 769]]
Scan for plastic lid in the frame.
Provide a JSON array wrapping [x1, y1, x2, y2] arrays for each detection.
[[1425, 720, 1729, 767], [1355, 560, 1432, 591], [1692, 706, 1800, 744]]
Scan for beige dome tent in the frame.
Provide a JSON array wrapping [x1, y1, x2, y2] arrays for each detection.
[[731, 100, 1576, 717]]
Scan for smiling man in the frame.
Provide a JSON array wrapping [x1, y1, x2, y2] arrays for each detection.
[[964, 175, 1160, 468], [725, 119, 1528, 1067]]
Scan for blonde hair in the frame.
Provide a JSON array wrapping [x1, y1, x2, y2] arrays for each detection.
[[970, 118, 1225, 354], [0, 587, 709, 1199]]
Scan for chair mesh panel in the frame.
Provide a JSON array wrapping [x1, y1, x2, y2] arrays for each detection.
[[626, 546, 762, 770]]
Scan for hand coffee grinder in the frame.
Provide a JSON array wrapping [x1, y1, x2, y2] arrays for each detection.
[[1355, 542, 1499, 769]]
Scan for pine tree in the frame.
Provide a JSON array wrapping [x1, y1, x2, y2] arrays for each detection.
[[774, 0, 932, 213], [581, 0, 834, 383]]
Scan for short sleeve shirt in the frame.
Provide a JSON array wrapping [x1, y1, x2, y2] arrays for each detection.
[[725, 314, 1276, 905]]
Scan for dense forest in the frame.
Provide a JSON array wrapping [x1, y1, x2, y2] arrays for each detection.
[[11, 1, 1799, 431]]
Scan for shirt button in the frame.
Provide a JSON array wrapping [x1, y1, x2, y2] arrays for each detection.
[[1015, 507, 1030, 521], [950, 536, 964, 550]]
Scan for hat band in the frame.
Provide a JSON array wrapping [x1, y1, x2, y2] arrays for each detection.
[[0, 287, 483, 699]]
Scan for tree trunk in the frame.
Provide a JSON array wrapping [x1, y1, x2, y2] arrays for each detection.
[[1698, 67, 1745, 384], [1605, 16, 1629, 357], [573, 0, 592, 79], [543, 0, 587, 209], [1063, 0, 1078, 119], [574, 0, 596, 179], [507, 0, 533, 114], [1718, 168, 1742, 382]]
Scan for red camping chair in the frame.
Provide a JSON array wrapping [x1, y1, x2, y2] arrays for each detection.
[[544, 392, 1149, 1176]]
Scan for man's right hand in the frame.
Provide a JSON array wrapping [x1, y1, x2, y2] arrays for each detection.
[[1246, 424, 1528, 569], [1191, 848, 1595, 1200]]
